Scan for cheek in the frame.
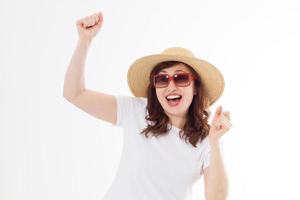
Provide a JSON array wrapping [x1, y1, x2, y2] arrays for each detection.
[[183, 94, 193, 104], [182, 91, 195, 105], [184, 88, 194, 98], [155, 90, 165, 103]]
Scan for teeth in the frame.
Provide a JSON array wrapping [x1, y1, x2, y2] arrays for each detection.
[[166, 95, 181, 100]]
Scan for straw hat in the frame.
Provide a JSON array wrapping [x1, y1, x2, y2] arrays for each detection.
[[127, 47, 225, 108]]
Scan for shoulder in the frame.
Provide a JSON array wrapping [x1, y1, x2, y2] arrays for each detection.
[[116, 95, 146, 104], [115, 95, 147, 112], [114, 96, 148, 128], [134, 96, 147, 107], [130, 96, 147, 111]]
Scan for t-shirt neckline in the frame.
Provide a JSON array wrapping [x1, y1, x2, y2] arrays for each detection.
[[168, 123, 182, 131]]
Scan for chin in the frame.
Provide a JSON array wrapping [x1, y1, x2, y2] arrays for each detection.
[[164, 103, 189, 116]]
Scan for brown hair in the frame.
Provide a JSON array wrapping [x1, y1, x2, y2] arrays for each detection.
[[139, 61, 211, 148]]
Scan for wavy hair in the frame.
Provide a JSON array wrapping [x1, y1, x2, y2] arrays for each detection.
[[139, 61, 211, 148]]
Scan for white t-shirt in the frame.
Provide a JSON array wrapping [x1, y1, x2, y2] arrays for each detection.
[[101, 95, 220, 200]]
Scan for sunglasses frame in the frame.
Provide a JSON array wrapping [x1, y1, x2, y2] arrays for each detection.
[[153, 72, 197, 88]]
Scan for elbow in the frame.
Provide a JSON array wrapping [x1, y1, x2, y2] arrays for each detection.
[[63, 89, 72, 100], [63, 93, 73, 101], [63, 88, 86, 101], [63, 91, 81, 102], [63, 93, 78, 103], [63, 89, 74, 100]]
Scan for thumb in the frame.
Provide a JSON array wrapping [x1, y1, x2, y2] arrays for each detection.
[[98, 11, 103, 19]]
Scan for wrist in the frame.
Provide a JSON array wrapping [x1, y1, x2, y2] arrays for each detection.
[[78, 37, 92, 46], [208, 137, 221, 146]]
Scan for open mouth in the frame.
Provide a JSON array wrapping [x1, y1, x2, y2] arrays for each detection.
[[165, 95, 182, 106], [165, 95, 182, 101]]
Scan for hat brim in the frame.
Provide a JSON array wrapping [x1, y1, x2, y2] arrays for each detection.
[[127, 54, 225, 108]]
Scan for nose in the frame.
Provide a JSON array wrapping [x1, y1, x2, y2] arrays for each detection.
[[166, 79, 178, 91]]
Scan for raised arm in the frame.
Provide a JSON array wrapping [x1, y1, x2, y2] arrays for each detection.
[[63, 12, 117, 125]]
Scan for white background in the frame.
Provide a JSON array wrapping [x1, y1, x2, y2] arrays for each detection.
[[1, 0, 300, 199]]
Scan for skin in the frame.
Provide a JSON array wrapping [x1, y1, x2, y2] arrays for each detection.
[[76, 11, 103, 44], [204, 106, 232, 200], [71, 10, 232, 200], [155, 63, 233, 200], [155, 63, 196, 129]]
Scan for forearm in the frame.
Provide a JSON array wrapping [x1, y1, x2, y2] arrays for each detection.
[[205, 140, 228, 200], [63, 38, 92, 100]]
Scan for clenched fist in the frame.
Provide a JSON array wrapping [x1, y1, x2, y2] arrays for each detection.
[[76, 11, 104, 42]]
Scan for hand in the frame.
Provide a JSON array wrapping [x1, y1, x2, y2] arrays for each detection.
[[76, 11, 104, 42], [208, 105, 232, 142]]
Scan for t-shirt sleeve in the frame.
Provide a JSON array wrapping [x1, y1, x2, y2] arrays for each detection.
[[200, 138, 225, 176], [113, 95, 146, 128]]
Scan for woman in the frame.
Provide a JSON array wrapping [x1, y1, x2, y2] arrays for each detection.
[[63, 11, 233, 200]]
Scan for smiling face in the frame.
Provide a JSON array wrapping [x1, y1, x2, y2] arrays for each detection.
[[155, 63, 196, 119]]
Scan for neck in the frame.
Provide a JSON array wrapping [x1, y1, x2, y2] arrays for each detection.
[[167, 114, 187, 130]]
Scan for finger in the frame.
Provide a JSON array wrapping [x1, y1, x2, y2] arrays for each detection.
[[94, 13, 99, 21], [214, 122, 222, 130], [222, 118, 231, 126], [92, 13, 99, 23], [93, 16, 102, 28], [76, 20, 83, 28], [224, 111, 230, 117], [221, 114, 231, 123], [223, 112, 230, 120], [98, 11, 103, 20], [223, 111, 230, 115], [221, 116, 233, 128], [214, 106, 222, 119], [81, 20, 87, 28], [77, 18, 85, 27], [214, 118, 223, 128], [83, 17, 91, 27], [92, 14, 99, 25], [82, 19, 89, 28], [91, 16, 96, 26], [87, 17, 93, 27], [212, 105, 223, 122], [224, 120, 232, 128], [217, 106, 223, 116]]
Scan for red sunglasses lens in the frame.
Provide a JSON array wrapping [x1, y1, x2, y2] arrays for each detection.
[[175, 74, 190, 85], [154, 73, 191, 88], [154, 75, 168, 87]]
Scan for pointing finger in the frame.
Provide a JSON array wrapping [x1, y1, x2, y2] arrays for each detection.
[[213, 105, 223, 122]]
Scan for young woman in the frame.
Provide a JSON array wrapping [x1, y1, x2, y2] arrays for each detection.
[[63, 11, 232, 200]]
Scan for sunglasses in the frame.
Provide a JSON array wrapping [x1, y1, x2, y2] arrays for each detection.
[[153, 72, 196, 88]]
